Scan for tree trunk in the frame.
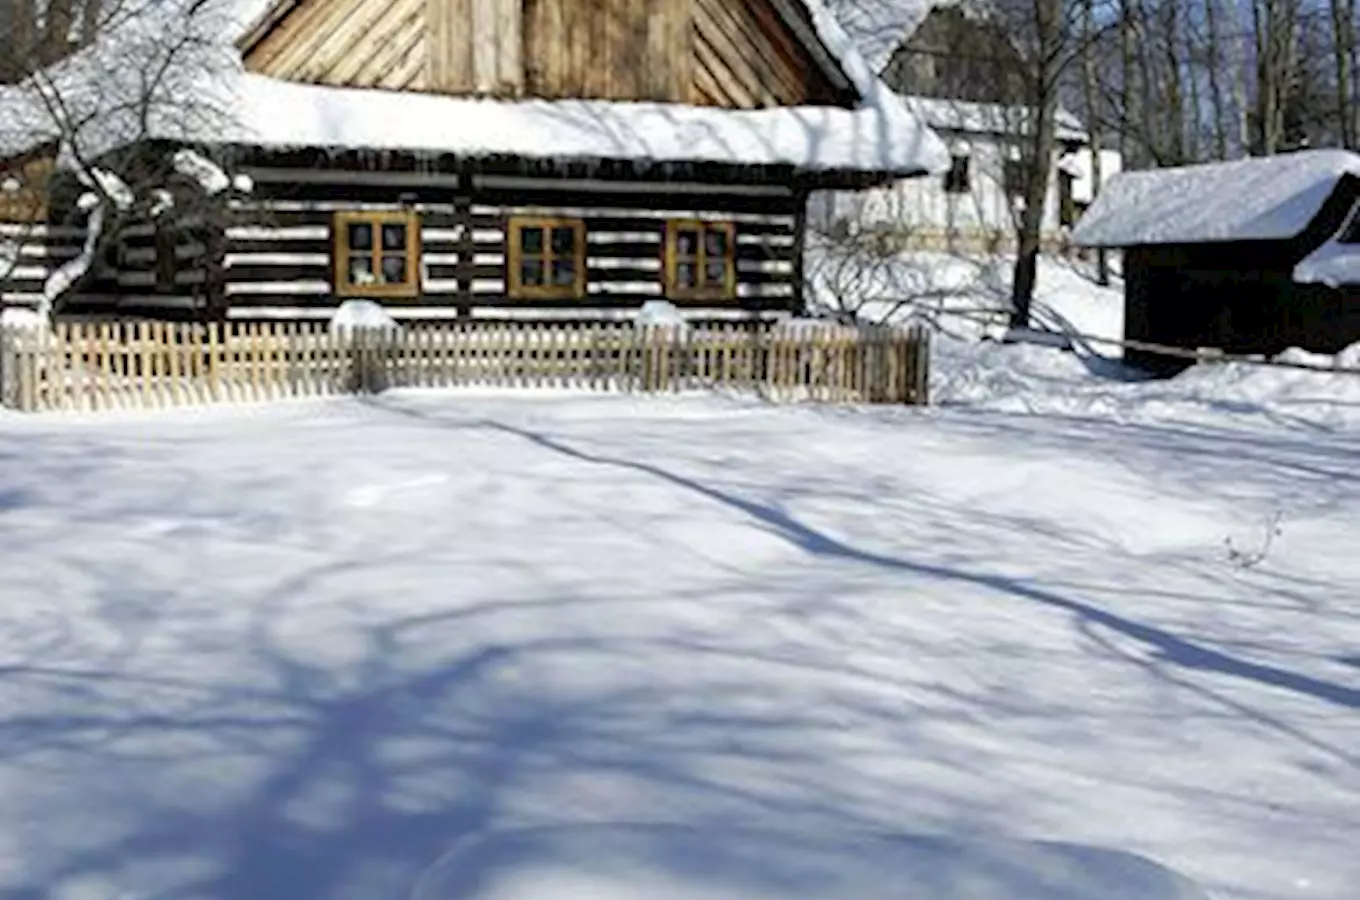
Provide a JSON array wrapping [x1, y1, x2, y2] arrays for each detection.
[[1134, 0, 1161, 161], [0, 0, 36, 81], [42, 0, 76, 65], [1081, 0, 1109, 284], [80, 0, 104, 50], [1205, 0, 1230, 158], [1185, 12, 1202, 161], [1254, 0, 1301, 154], [1120, 0, 1135, 162], [1010, 0, 1062, 328], [1233, 21, 1253, 152], [1350, 0, 1360, 146], [1162, 0, 1185, 163]]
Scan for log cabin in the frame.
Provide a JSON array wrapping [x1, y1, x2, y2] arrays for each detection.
[[0, 0, 949, 324]]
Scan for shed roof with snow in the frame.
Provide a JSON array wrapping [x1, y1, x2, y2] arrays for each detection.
[[1071, 150, 1360, 248]]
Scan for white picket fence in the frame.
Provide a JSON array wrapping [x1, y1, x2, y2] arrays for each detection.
[[0, 319, 931, 413]]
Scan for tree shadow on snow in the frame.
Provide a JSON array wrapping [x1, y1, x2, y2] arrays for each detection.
[[1, 398, 1349, 900], [443, 413, 1358, 710]]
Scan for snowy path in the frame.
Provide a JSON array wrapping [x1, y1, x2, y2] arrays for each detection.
[[0, 392, 1356, 900]]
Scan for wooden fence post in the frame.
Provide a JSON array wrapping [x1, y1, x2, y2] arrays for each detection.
[[915, 327, 931, 406], [21, 327, 39, 412], [0, 324, 12, 410]]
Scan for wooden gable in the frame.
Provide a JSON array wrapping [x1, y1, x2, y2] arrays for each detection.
[[242, 0, 854, 108], [246, 0, 431, 92], [517, 0, 692, 102], [692, 0, 845, 108]]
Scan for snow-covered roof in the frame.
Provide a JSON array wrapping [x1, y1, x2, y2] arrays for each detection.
[[904, 97, 1089, 143], [2, 0, 950, 178], [1293, 238, 1360, 287], [211, 73, 949, 175], [825, 0, 942, 72], [1073, 150, 1360, 247], [1062, 148, 1123, 204], [1293, 203, 1360, 286]]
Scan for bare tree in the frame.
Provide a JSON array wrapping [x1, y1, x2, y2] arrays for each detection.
[[1080, 0, 1110, 284], [1, 0, 245, 318], [804, 205, 1007, 333], [1203, 0, 1231, 158]]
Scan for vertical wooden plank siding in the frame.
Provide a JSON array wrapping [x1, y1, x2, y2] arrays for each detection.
[[525, 0, 691, 101], [429, 0, 474, 91]]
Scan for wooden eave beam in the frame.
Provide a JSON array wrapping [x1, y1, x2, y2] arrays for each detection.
[[235, 0, 304, 53], [765, 0, 857, 100]]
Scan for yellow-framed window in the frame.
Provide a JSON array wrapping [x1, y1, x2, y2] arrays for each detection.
[[665, 220, 736, 300], [507, 216, 587, 300], [333, 210, 421, 298]]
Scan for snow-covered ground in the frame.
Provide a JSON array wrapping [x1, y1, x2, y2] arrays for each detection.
[[0, 261, 1357, 900], [808, 248, 1126, 346]]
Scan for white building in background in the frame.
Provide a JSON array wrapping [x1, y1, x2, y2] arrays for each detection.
[[814, 3, 1123, 253], [811, 96, 1122, 252]]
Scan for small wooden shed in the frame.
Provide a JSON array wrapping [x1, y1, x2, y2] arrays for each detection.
[[1072, 150, 1360, 375]]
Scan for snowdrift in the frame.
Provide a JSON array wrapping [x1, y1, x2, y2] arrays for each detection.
[[410, 825, 1210, 900], [933, 338, 1360, 430]]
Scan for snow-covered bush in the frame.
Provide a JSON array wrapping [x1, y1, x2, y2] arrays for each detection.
[[2, 1, 248, 317], [329, 300, 400, 334], [330, 301, 401, 393], [636, 300, 689, 331], [0, 307, 48, 330]]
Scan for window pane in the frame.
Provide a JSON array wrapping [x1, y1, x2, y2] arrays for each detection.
[[348, 254, 376, 285], [705, 259, 727, 285], [704, 228, 728, 258], [348, 223, 373, 251], [551, 259, 576, 287], [382, 223, 407, 251], [945, 155, 970, 193], [677, 262, 696, 288], [521, 259, 545, 286], [381, 254, 407, 284], [551, 226, 577, 254], [676, 230, 699, 257], [521, 226, 544, 255]]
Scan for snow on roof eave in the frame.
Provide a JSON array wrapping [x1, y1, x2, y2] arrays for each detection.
[[144, 74, 954, 180], [1294, 203, 1360, 287], [1293, 239, 1360, 287], [831, 0, 980, 75], [213, 141, 937, 183], [1072, 150, 1360, 248]]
